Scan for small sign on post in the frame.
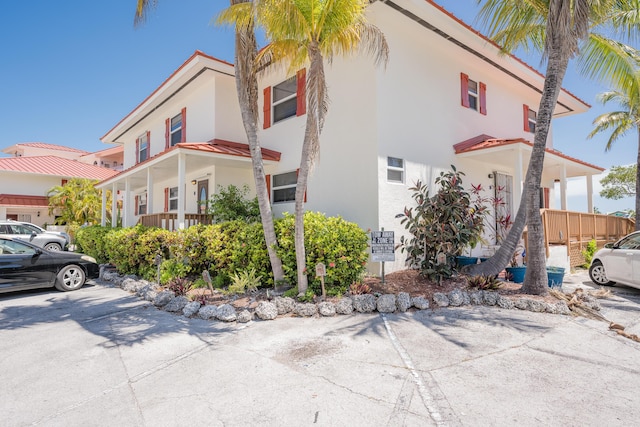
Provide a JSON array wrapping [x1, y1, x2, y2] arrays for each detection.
[[371, 230, 395, 284], [315, 262, 326, 299]]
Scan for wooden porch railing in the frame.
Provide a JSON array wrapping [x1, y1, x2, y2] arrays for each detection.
[[524, 209, 635, 268], [137, 213, 213, 230]]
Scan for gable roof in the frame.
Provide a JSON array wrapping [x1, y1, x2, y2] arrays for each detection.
[[0, 156, 119, 180]]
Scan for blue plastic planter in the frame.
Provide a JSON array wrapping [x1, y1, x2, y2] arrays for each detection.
[[505, 266, 526, 283], [456, 256, 478, 268], [547, 267, 565, 288]]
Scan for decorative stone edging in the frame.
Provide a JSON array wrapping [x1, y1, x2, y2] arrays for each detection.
[[100, 267, 598, 324]]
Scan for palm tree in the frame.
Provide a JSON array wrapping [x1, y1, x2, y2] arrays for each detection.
[[467, 0, 640, 295], [219, 0, 388, 294], [47, 178, 110, 225], [588, 80, 640, 229], [135, 0, 286, 284]]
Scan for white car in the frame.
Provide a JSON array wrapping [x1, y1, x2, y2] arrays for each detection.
[[0, 220, 69, 251], [589, 231, 640, 289]]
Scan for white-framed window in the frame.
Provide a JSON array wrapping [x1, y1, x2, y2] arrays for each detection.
[[467, 79, 479, 111], [387, 157, 404, 183], [137, 193, 147, 215], [272, 76, 298, 123], [272, 171, 297, 203], [170, 114, 183, 147], [138, 132, 149, 162], [169, 187, 178, 210], [527, 109, 537, 133]]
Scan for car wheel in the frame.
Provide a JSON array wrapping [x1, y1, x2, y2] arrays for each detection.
[[588, 261, 615, 286], [55, 265, 86, 291], [44, 242, 62, 251]]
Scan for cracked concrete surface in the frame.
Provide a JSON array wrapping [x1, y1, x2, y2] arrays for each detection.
[[1, 272, 639, 426]]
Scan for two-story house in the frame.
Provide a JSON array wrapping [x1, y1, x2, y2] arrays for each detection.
[[97, 0, 604, 272]]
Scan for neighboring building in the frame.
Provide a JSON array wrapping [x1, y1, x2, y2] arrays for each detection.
[[97, 0, 603, 272], [0, 142, 121, 226]]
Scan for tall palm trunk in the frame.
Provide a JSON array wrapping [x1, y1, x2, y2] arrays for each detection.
[[295, 42, 326, 295], [232, 0, 284, 282]]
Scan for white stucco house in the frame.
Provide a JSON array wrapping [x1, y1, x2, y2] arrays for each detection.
[[97, 0, 604, 272], [0, 142, 121, 227]]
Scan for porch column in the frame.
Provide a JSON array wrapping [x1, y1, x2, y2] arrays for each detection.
[[101, 189, 107, 227], [146, 168, 154, 214], [586, 174, 594, 213], [177, 153, 186, 229], [560, 164, 567, 211], [124, 178, 132, 227], [111, 183, 118, 228], [514, 147, 524, 212]]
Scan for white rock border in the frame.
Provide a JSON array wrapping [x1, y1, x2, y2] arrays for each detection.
[[99, 266, 575, 323]]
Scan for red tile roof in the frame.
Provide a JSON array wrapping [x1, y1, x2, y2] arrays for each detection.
[[453, 135, 604, 171], [0, 156, 120, 180], [0, 194, 49, 207], [13, 142, 89, 154]]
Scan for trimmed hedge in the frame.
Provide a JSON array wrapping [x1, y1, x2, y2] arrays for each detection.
[[74, 212, 369, 293]]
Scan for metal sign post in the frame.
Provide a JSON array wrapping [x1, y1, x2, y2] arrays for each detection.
[[370, 229, 395, 285]]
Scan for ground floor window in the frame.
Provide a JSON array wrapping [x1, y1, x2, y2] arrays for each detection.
[[137, 193, 147, 215], [272, 171, 297, 203], [387, 157, 404, 183], [169, 187, 178, 210]]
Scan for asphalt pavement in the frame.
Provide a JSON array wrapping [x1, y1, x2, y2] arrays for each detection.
[[0, 272, 639, 427]]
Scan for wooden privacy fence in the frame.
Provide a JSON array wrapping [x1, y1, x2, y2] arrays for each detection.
[[137, 213, 212, 230], [526, 209, 635, 268]]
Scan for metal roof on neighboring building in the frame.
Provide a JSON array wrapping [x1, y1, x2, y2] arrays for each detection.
[[0, 156, 119, 180], [0, 194, 50, 207], [5, 142, 90, 154]]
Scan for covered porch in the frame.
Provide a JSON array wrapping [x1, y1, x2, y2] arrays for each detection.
[[96, 140, 280, 230]]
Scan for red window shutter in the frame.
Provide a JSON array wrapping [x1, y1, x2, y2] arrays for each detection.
[[479, 82, 487, 115], [263, 87, 271, 129], [165, 118, 170, 149], [181, 107, 187, 143], [296, 169, 307, 203], [135, 138, 140, 164], [460, 73, 470, 108], [135, 195, 139, 215], [296, 68, 306, 117], [523, 104, 530, 132], [61, 179, 68, 186], [265, 174, 271, 202], [146, 130, 151, 154], [164, 187, 169, 212]]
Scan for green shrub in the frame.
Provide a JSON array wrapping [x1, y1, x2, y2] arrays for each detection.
[[398, 166, 487, 282], [205, 184, 260, 223], [275, 212, 369, 293], [75, 225, 115, 264], [582, 239, 598, 268], [227, 268, 261, 295]]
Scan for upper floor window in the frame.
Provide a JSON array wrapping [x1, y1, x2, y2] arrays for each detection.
[[272, 171, 298, 203], [137, 132, 149, 163], [387, 157, 404, 183], [523, 104, 537, 133], [263, 69, 306, 129], [460, 73, 487, 115], [170, 114, 182, 146], [165, 107, 186, 149]]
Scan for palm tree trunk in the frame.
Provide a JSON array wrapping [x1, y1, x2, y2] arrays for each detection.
[[231, 0, 284, 283]]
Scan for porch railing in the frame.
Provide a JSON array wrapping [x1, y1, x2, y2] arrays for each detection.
[[525, 209, 635, 268], [137, 213, 213, 230]]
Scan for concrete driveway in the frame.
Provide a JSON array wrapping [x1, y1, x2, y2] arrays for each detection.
[[1, 274, 639, 427]]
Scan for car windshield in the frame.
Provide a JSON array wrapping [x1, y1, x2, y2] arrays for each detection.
[[617, 234, 640, 250], [21, 224, 42, 233]]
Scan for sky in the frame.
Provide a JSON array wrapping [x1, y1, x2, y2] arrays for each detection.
[[0, 1, 637, 214]]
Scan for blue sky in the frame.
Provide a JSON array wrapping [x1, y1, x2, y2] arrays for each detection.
[[0, 1, 637, 213]]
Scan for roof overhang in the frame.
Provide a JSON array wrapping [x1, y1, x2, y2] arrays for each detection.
[[372, 0, 590, 116], [0, 194, 49, 208], [96, 140, 280, 190], [454, 136, 604, 180], [100, 51, 235, 145]]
